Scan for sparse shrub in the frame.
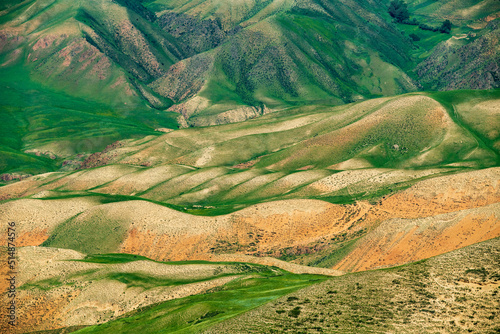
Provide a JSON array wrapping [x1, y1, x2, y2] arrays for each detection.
[[288, 307, 301, 318], [465, 268, 488, 281], [440, 20, 452, 34], [276, 309, 286, 314], [392, 279, 401, 284], [287, 296, 299, 302], [489, 273, 500, 281], [418, 23, 438, 32], [201, 311, 222, 319]]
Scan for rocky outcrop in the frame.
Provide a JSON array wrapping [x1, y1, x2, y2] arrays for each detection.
[[157, 11, 241, 57]]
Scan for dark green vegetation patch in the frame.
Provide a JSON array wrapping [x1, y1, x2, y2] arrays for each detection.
[[204, 238, 500, 333], [71, 271, 327, 334]]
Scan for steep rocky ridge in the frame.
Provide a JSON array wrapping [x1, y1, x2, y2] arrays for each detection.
[[417, 20, 500, 91]]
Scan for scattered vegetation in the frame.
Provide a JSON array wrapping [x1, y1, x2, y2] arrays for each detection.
[[388, 0, 410, 23], [66, 269, 328, 333], [206, 238, 500, 333], [389, 0, 452, 34]]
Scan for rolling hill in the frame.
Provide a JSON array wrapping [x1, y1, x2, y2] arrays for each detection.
[[3, 237, 498, 333], [0, 0, 499, 177], [0, 1, 499, 333], [204, 237, 500, 334], [1, 91, 498, 273]]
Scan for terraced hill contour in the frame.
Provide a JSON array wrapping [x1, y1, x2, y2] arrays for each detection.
[[0, 1, 499, 333], [1, 90, 498, 273]]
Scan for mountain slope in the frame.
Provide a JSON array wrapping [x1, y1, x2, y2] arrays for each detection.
[[417, 20, 500, 91], [3, 0, 498, 128], [0, 247, 329, 333], [148, 0, 421, 125], [1, 90, 498, 209], [0, 0, 498, 170], [204, 237, 500, 334]]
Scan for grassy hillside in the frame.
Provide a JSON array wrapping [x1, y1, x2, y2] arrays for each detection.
[[2, 166, 498, 274], [0, 2, 498, 334], [406, 0, 500, 25], [12, 237, 499, 333], [0, 0, 497, 175], [2, 90, 497, 211], [5, 246, 328, 333], [1, 0, 497, 130], [0, 90, 497, 283], [205, 237, 500, 333], [148, 0, 421, 125], [0, 65, 179, 176]]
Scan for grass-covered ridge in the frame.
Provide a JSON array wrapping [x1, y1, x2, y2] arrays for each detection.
[[2, 0, 497, 128], [3, 90, 497, 215], [15, 246, 329, 333]]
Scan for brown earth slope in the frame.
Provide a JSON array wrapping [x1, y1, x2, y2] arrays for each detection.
[[1, 168, 498, 273], [204, 237, 500, 334]]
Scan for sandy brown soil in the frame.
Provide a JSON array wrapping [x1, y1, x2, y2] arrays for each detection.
[[0, 197, 102, 245], [116, 168, 499, 271], [378, 167, 500, 218], [204, 238, 500, 334], [116, 199, 372, 266]]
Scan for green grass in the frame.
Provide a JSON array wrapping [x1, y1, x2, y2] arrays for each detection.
[[20, 277, 66, 291], [99, 271, 234, 290], [71, 271, 328, 333], [396, 22, 452, 61], [429, 89, 500, 164], [78, 253, 154, 264], [310, 237, 362, 268], [76, 253, 276, 268], [5, 87, 493, 215], [41, 212, 129, 254], [29, 192, 186, 212], [0, 39, 179, 175]]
